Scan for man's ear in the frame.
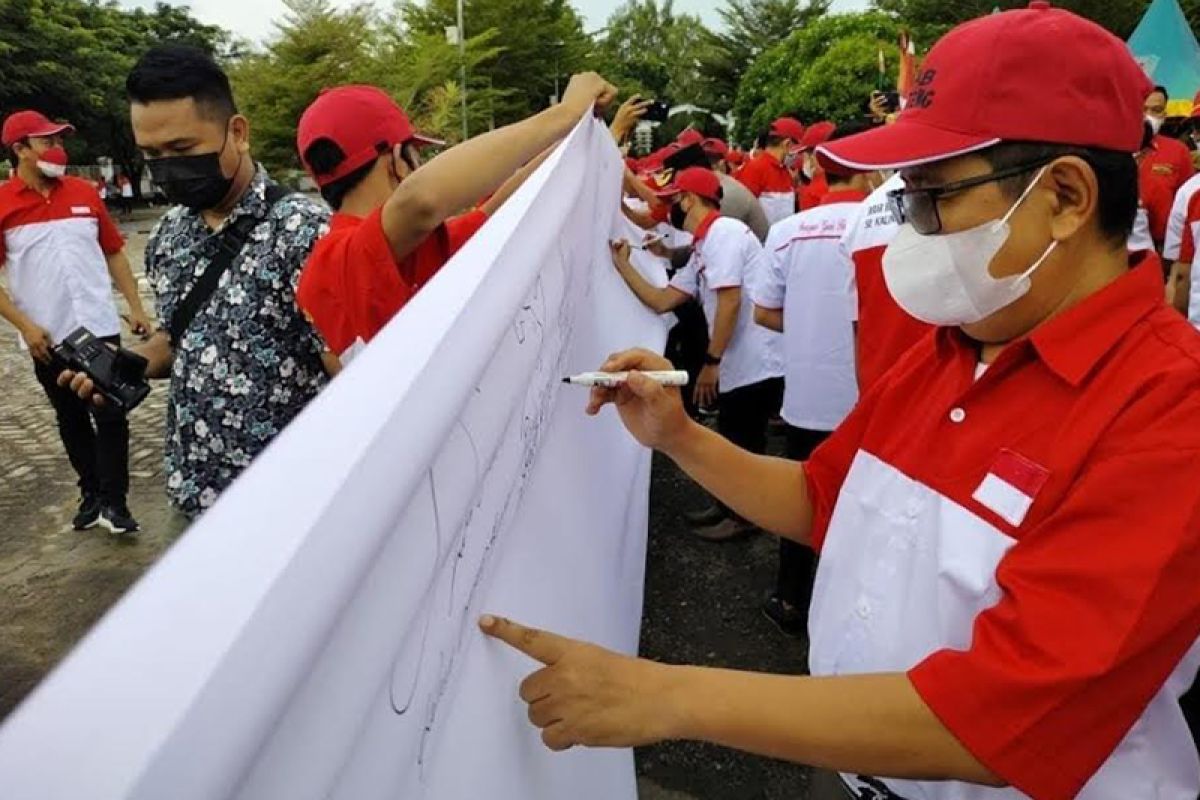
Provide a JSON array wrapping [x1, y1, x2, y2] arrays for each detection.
[[1045, 156, 1096, 244], [229, 114, 251, 155]]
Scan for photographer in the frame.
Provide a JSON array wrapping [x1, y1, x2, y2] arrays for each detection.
[[0, 110, 152, 535]]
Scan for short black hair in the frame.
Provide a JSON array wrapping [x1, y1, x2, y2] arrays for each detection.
[[304, 138, 387, 210], [981, 141, 1137, 247], [765, 134, 789, 149], [7, 139, 24, 169], [126, 44, 237, 120], [1151, 85, 1169, 101]]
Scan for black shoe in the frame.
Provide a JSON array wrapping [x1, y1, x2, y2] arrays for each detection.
[[683, 504, 725, 527], [72, 494, 102, 530], [762, 594, 807, 638], [100, 503, 140, 535]]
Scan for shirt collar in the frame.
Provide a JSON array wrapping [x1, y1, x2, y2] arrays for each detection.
[[692, 210, 721, 242], [934, 253, 1165, 386], [819, 188, 867, 205]]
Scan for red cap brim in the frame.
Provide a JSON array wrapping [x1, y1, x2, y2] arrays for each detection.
[[816, 118, 1000, 171], [30, 122, 75, 140], [654, 184, 681, 198]]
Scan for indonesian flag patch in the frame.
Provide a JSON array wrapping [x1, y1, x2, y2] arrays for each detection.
[[972, 449, 1050, 527]]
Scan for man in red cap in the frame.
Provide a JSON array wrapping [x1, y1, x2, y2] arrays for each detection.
[[792, 120, 836, 211], [294, 74, 616, 363], [610, 166, 782, 541], [479, 6, 1200, 799], [0, 109, 152, 534], [701, 137, 730, 174], [735, 116, 804, 225]]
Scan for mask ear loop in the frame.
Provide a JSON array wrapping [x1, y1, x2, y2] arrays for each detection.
[[998, 164, 1050, 227]]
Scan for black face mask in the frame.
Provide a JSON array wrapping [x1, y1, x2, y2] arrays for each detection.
[[669, 201, 687, 230], [146, 133, 241, 211]]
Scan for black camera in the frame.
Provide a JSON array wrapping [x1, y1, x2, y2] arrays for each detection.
[[644, 99, 671, 123], [50, 327, 151, 412]]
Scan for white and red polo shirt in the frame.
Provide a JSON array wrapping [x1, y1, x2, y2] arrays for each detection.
[[734, 151, 796, 226], [804, 255, 1200, 799], [0, 174, 123, 346], [669, 212, 782, 392], [751, 189, 864, 431], [296, 207, 488, 362], [1169, 189, 1200, 330], [1163, 171, 1200, 261], [841, 173, 934, 392]]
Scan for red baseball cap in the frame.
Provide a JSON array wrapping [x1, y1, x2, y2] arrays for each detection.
[[2, 111, 75, 147], [702, 138, 730, 158], [655, 167, 721, 203], [769, 117, 805, 142], [297, 85, 444, 187], [817, 2, 1152, 171], [676, 128, 704, 147], [791, 121, 836, 153]]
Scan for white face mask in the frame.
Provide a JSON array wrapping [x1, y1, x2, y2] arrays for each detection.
[[1146, 113, 1165, 135], [882, 166, 1057, 326], [37, 161, 67, 179]]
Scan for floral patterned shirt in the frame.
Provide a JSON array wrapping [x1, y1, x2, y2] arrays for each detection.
[[145, 170, 331, 517]]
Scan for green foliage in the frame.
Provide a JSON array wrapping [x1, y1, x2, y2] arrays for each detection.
[[587, 0, 712, 105], [400, 0, 590, 125], [698, 0, 830, 112], [0, 0, 230, 187], [230, 0, 506, 173], [733, 11, 899, 143], [871, 0, 1175, 42]]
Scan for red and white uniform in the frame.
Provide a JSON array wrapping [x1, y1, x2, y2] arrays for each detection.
[[752, 189, 864, 431], [670, 213, 782, 392], [735, 151, 796, 226], [805, 256, 1200, 799], [297, 207, 487, 362], [0, 174, 123, 346], [1163, 171, 1200, 261], [841, 173, 933, 392], [1171, 190, 1200, 329]]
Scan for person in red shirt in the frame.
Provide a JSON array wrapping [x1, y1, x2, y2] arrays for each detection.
[[735, 116, 804, 225], [479, 7, 1200, 800], [1140, 85, 1195, 228], [295, 74, 616, 365], [792, 120, 835, 211]]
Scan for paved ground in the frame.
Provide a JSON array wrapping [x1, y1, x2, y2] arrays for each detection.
[[0, 209, 810, 798]]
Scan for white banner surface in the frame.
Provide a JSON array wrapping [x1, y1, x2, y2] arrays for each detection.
[[0, 117, 669, 800]]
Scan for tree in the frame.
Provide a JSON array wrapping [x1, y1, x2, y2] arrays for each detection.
[[230, 0, 505, 174], [698, 0, 830, 113], [733, 12, 900, 143], [587, 0, 713, 105], [401, 0, 591, 126], [871, 0, 1150, 41], [0, 0, 230, 190]]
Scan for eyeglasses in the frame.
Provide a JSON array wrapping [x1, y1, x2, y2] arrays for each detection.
[[886, 158, 1057, 235]]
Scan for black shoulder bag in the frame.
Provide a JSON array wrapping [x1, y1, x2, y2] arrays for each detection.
[[166, 183, 291, 345]]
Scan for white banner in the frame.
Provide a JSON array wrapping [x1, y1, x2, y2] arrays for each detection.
[[0, 117, 669, 799]]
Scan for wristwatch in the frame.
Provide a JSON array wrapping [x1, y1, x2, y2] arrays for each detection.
[[703, 353, 722, 366]]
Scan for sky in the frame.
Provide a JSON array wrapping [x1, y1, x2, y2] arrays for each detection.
[[117, 0, 872, 47]]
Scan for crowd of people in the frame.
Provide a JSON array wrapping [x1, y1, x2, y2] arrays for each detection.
[[3, 2, 1200, 797]]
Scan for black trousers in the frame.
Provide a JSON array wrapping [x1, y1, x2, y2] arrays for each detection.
[[776, 425, 831, 613], [32, 334, 130, 503], [713, 377, 783, 516], [665, 299, 709, 418]]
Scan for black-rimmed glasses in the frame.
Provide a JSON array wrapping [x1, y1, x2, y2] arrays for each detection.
[[886, 158, 1056, 235]]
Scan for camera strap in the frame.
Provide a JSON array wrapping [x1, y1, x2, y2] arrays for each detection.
[[166, 182, 291, 346]]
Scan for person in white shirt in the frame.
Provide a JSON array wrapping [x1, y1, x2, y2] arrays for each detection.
[[611, 167, 783, 541], [751, 148, 878, 637]]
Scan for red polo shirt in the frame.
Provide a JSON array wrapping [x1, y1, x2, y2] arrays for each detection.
[[0, 174, 124, 344], [1140, 135, 1194, 213], [296, 207, 488, 358], [796, 171, 828, 211], [805, 254, 1200, 799], [735, 151, 792, 197]]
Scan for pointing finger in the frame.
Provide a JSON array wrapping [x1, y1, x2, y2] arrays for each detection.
[[480, 615, 573, 666]]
